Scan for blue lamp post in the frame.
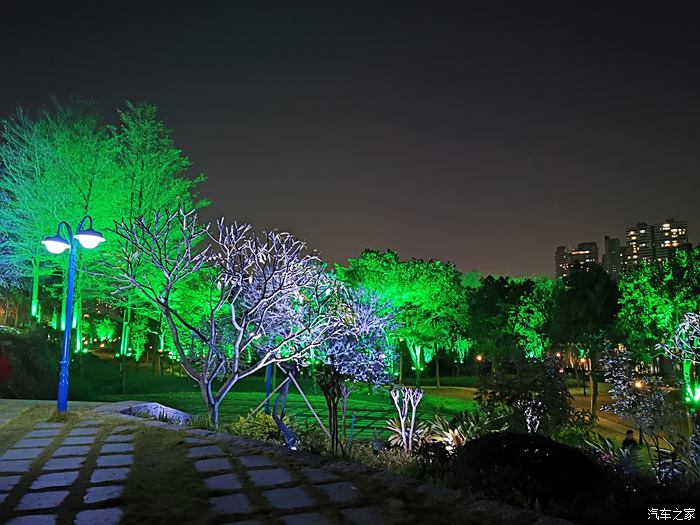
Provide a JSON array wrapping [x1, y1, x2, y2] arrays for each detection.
[[42, 216, 105, 412]]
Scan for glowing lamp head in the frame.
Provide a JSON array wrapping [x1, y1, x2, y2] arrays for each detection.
[[74, 227, 105, 249], [41, 235, 70, 254], [476, 354, 483, 362], [634, 380, 644, 389]]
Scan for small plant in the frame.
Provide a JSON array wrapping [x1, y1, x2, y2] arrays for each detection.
[[187, 414, 216, 431], [389, 385, 423, 453], [229, 410, 292, 443]]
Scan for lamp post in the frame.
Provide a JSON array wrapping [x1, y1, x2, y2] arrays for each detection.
[[42, 216, 105, 413]]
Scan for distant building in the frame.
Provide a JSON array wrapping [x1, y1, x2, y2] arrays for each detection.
[[625, 219, 689, 266], [555, 242, 598, 278], [555, 246, 571, 278], [602, 236, 626, 276]]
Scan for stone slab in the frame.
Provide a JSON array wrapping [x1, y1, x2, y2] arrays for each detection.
[[301, 467, 338, 484], [31, 470, 79, 489], [91, 467, 129, 483], [53, 445, 90, 457], [13, 438, 54, 448], [184, 436, 210, 445], [317, 481, 357, 503], [17, 489, 69, 510], [280, 512, 331, 525], [187, 445, 224, 459], [194, 457, 231, 473], [6, 515, 57, 525], [209, 493, 252, 515], [34, 422, 65, 429], [238, 455, 275, 468], [63, 436, 96, 445], [101, 443, 134, 454], [43, 456, 85, 471], [83, 484, 124, 504], [204, 473, 242, 491], [25, 429, 62, 438], [105, 434, 133, 443], [0, 460, 32, 473], [341, 506, 384, 525], [248, 467, 293, 487], [0, 448, 44, 461], [75, 508, 123, 525], [68, 427, 99, 436], [0, 475, 21, 492], [96, 454, 133, 467], [263, 486, 313, 510]]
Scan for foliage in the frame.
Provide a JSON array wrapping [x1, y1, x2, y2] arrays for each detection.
[[229, 410, 293, 443], [0, 330, 59, 398], [388, 385, 423, 452], [346, 442, 419, 477], [510, 278, 558, 359], [476, 353, 572, 436], [416, 410, 508, 452], [657, 313, 700, 408]]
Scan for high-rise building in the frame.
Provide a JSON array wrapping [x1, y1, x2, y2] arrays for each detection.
[[654, 219, 689, 261], [555, 246, 571, 278], [555, 242, 598, 277], [626, 219, 689, 265], [602, 236, 625, 276]]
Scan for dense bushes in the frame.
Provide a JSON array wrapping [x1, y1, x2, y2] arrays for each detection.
[[0, 330, 59, 399]]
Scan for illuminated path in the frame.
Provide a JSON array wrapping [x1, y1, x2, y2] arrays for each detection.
[[0, 405, 574, 524]]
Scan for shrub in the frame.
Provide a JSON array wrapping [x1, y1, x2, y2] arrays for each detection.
[[0, 330, 59, 399], [229, 410, 292, 443], [347, 442, 419, 477], [454, 432, 612, 519]]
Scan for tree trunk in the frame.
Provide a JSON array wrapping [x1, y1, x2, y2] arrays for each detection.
[[399, 353, 404, 384], [435, 356, 441, 388], [30, 261, 39, 319], [589, 368, 599, 419]]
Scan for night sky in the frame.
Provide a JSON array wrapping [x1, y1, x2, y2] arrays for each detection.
[[2, 1, 699, 276]]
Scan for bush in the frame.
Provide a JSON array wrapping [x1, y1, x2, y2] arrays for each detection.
[[347, 442, 419, 476], [228, 410, 292, 443], [0, 330, 59, 399], [453, 432, 613, 521]]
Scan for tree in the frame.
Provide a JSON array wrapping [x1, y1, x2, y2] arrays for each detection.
[[317, 289, 396, 452], [105, 210, 351, 429], [510, 277, 559, 359], [658, 313, 700, 412], [552, 264, 619, 418]]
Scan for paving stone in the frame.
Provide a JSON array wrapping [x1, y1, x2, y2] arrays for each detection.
[[238, 455, 275, 468], [0, 460, 32, 473], [0, 475, 21, 491], [209, 493, 252, 515], [263, 486, 313, 510], [280, 512, 331, 525], [184, 436, 210, 445], [43, 456, 85, 471], [83, 484, 124, 504], [204, 473, 242, 491], [96, 454, 133, 467], [317, 481, 358, 503], [25, 428, 62, 438], [101, 442, 135, 454], [301, 467, 338, 483], [63, 435, 96, 445], [105, 434, 133, 443], [31, 470, 79, 489], [13, 437, 54, 448], [17, 489, 69, 510], [74, 508, 123, 525], [91, 467, 130, 483], [248, 467, 293, 487], [6, 515, 57, 525], [0, 447, 44, 461], [68, 427, 99, 436], [194, 457, 231, 473], [187, 445, 224, 459], [53, 445, 90, 457], [76, 419, 100, 427], [34, 422, 65, 429], [340, 506, 384, 525]]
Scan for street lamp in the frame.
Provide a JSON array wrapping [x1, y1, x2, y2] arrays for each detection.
[[42, 216, 105, 412]]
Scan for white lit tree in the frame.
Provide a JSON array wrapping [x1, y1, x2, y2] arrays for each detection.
[[104, 209, 352, 428]]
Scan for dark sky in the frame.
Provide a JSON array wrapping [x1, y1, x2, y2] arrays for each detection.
[[2, 1, 699, 276]]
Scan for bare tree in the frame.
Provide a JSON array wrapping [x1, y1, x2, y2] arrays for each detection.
[[104, 209, 350, 428]]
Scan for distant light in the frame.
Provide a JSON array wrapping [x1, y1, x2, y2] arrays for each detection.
[[555, 352, 561, 358], [634, 380, 644, 389], [476, 354, 483, 362]]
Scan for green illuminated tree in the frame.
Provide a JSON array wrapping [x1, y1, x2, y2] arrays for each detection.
[[510, 277, 559, 359]]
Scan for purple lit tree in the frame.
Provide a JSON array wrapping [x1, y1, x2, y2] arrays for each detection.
[[316, 289, 396, 453], [104, 209, 351, 429]]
